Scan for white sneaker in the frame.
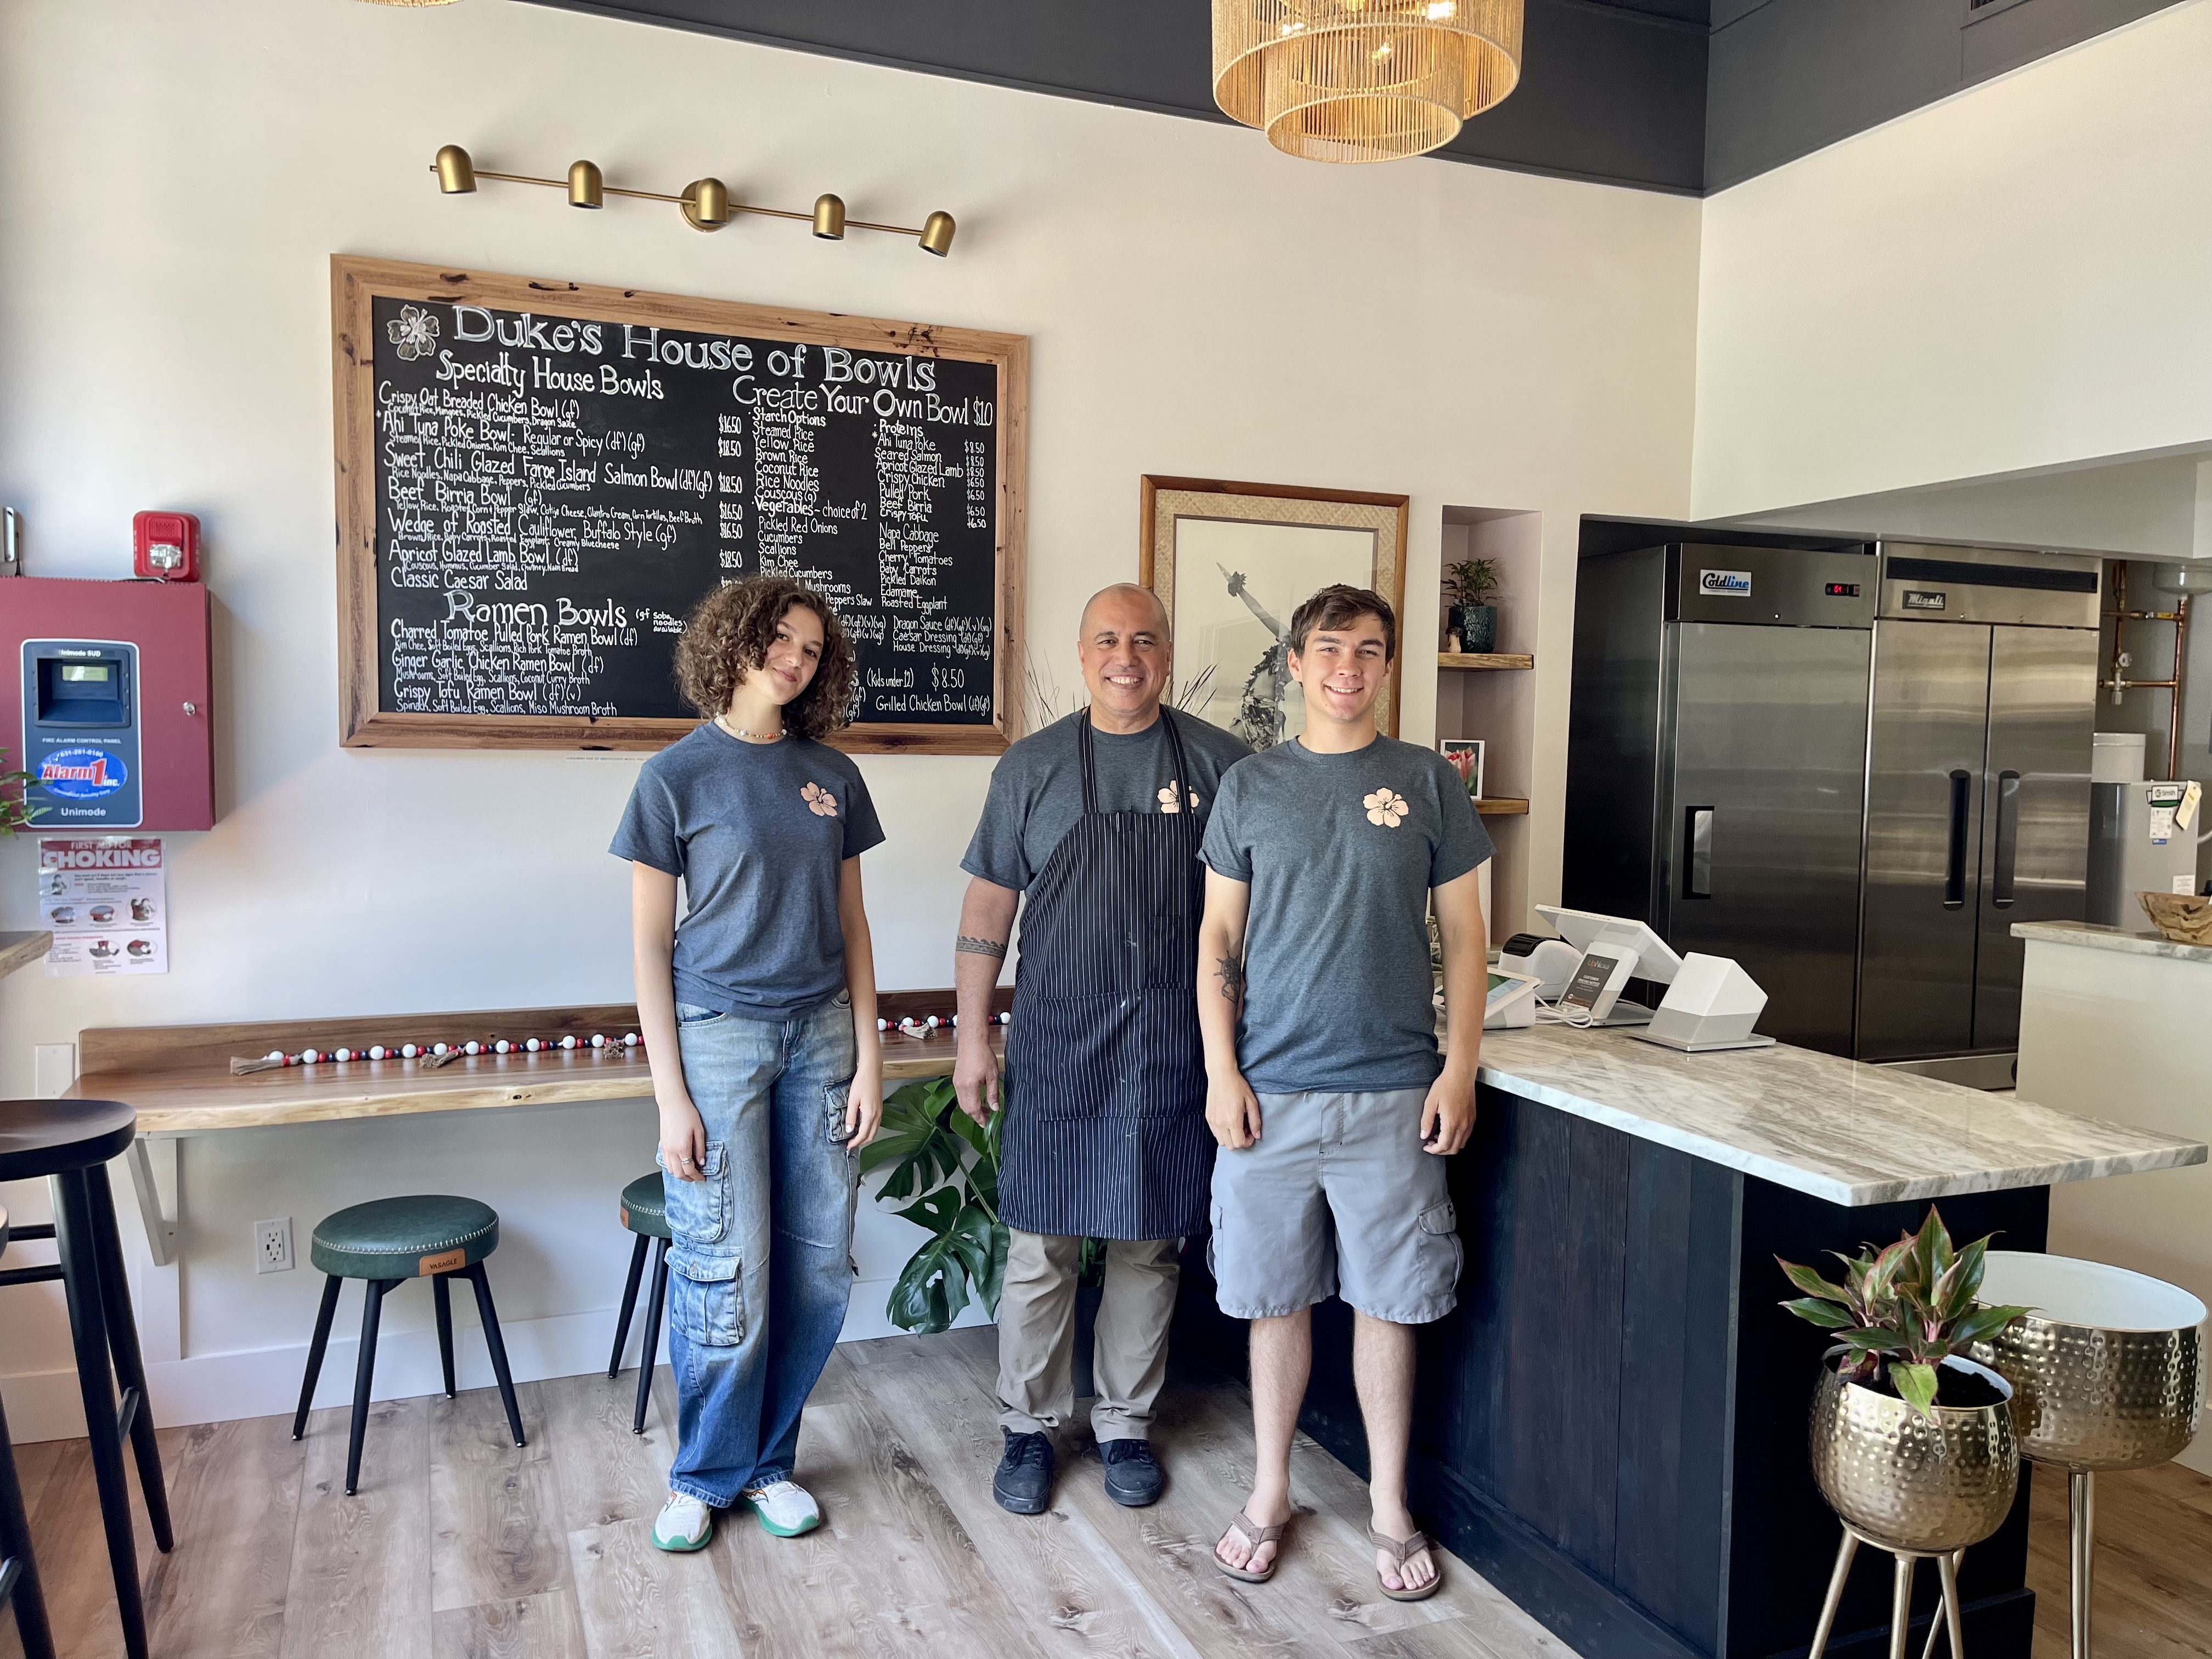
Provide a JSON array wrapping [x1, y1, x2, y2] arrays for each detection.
[[651, 1492, 713, 1553], [742, 1479, 821, 1537]]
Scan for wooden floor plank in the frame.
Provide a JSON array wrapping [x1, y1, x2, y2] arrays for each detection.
[[542, 1365, 677, 1533], [7, 1344, 2210, 1659], [12, 1432, 160, 1659], [278, 1399, 433, 1659], [567, 1515, 750, 1659], [845, 1330, 1210, 1659], [430, 1381, 568, 1612], [713, 1393, 1051, 1659], [430, 1589, 589, 1659], [143, 1415, 308, 1659]]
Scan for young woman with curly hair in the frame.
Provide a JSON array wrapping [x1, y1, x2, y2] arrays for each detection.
[[610, 573, 884, 1554]]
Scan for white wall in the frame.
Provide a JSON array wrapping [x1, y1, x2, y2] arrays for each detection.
[[1693, 0, 2212, 522], [0, 0, 1699, 1434]]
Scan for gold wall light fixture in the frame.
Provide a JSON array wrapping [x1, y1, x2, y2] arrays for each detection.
[[430, 145, 956, 255], [1212, 0, 1523, 164]]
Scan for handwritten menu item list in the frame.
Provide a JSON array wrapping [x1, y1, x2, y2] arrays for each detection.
[[371, 295, 1001, 726]]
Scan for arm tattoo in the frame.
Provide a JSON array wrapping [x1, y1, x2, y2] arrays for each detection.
[[956, 935, 1008, 960], [1214, 954, 1246, 1004]]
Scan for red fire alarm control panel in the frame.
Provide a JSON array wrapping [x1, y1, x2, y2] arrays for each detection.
[[1, 577, 213, 831]]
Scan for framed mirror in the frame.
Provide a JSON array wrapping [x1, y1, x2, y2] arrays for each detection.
[[1139, 476, 1408, 749]]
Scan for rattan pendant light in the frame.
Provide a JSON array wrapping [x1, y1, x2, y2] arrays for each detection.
[[1213, 0, 1522, 164]]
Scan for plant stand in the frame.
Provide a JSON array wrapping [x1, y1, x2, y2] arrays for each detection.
[[1810, 1526, 1967, 1659], [1920, 1252, 2205, 1659]]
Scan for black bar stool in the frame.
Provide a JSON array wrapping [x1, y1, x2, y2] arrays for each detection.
[[605, 1171, 670, 1434], [0, 1204, 57, 1659], [0, 1101, 172, 1659], [290, 1194, 524, 1495]]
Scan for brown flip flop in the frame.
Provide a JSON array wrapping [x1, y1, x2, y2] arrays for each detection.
[[1370, 1527, 1443, 1602], [1214, 1508, 1289, 1584]]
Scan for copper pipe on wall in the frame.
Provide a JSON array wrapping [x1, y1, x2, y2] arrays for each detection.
[[2099, 562, 2190, 778]]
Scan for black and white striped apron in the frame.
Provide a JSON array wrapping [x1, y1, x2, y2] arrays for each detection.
[[1001, 710, 1214, 1241]]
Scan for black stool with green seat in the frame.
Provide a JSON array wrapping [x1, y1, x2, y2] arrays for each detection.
[[0, 1100, 170, 1659], [291, 1194, 526, 1494], [0, 1203, 56, 1659], [606, 1171, 671, 1435]]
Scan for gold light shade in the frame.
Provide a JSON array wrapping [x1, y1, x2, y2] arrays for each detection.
[[918, 211, 956, 257], [812, 193, 847, 240], [1212, 0, 1522, 164], [434, 144, 476, 194], [680, 177, 731, 230], [567, 160, 603, 208]]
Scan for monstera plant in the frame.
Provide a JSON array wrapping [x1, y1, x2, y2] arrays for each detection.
[[861, 1077, 1009, 1334], [1778, 1206, 2029, 1419]]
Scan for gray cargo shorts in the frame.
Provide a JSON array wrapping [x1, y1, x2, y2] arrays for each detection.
[[1207, 1087, 1463, 1325]]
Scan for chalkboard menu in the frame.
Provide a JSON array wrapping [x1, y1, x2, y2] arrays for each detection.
[[332, 257, 1028, 753]]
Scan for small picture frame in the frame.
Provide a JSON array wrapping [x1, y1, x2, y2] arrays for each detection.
[[1440, 738, 1485, 801]]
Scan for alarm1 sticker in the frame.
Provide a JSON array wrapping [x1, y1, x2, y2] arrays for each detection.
[[38, 748, 127, 799]]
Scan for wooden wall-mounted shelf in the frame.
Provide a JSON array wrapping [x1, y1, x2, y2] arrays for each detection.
[[1474, 798, 1530, 817], [1438, 652, 1533, 671]]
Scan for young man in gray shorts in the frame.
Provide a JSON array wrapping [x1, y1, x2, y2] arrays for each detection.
[[1196, 583, 1492, 1601]]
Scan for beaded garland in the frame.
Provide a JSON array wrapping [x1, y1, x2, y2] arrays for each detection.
[[230, 1030, 640, 1076]]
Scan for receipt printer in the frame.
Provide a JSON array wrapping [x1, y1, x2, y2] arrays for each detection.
[[1500, 932, 1581, 998], [3, 577, 212, 830]]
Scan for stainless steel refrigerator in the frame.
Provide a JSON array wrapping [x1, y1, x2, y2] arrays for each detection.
[[1855, 544, 2100, 1076], [1565, 541, 2099, 1070]]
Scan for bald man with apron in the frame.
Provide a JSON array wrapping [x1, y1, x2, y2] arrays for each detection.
[[953, 584, 1251, 1513]]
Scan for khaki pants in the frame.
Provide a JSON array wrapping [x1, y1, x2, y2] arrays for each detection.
[[995, 1229, 1180, 1442]]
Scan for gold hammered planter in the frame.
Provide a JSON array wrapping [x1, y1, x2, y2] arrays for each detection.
[[1809, 1356, 2018, 1555], [1974, 1251, 2206, 1473]]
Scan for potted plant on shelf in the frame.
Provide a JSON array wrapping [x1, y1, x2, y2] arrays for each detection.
[[1444, 558, 1500, 654], [1779, 1207, 2032, 1554]]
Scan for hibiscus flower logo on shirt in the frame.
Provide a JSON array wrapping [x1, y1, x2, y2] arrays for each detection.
[[1156, 782, 1200, 814], [386, 303, 440, 362], [1363, 787, 1408, 828], [802, 782, 838, 818]]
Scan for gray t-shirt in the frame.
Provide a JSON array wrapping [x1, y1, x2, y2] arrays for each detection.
[[961, 709, 1254, 893], [1201, 735, 1492, 1093], [611, 723, 885, 1020]]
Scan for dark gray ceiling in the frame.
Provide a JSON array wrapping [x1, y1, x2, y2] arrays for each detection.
[[523, 0, 2182, 195]]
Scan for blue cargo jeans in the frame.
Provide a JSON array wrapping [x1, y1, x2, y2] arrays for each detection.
[[662, 994, 860, 1508]]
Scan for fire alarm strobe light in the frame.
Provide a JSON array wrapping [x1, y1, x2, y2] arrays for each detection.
[[133, 511, 201, 582]]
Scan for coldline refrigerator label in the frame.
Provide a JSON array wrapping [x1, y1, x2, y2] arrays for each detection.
[[1698, 569, 1753, 596], [38, 837, 166, 975]]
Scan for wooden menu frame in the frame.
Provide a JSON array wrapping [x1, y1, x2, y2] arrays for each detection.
[[1138, 475, 1409, 739], [331, 255, 1029, 754]]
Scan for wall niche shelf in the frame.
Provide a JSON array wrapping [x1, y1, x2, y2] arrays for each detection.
[[1438, 652, 1533, 671], [1437, 507, 1541, 946]]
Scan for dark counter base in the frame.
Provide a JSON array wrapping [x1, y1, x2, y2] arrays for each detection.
[[1175, 1082, 2049, 1659]]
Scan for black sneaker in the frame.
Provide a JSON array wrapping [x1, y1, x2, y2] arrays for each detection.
[[1099, 1438, 1164, 1507], [994, 1429, 1054, 1515]]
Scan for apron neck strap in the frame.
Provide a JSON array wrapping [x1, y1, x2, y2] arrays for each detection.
[[1075, 707, 1190, 817]]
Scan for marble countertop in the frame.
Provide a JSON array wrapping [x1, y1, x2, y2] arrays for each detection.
[[2013, 919, 2212, 966], [1474, 1024, 2205, 1207]]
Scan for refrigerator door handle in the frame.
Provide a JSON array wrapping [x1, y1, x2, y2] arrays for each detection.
[[1991, 769, 2021, 907], [1945, 769, 1972, 909], [1685, 805, 1713, 899]]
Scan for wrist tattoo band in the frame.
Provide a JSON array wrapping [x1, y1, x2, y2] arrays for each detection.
[[956, 935, 1008, 960]]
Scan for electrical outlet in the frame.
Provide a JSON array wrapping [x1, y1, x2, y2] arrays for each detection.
[[254, 1217, 294, 1274]]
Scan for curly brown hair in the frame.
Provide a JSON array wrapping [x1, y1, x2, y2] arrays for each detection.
[[673, 575, 857, 741]]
